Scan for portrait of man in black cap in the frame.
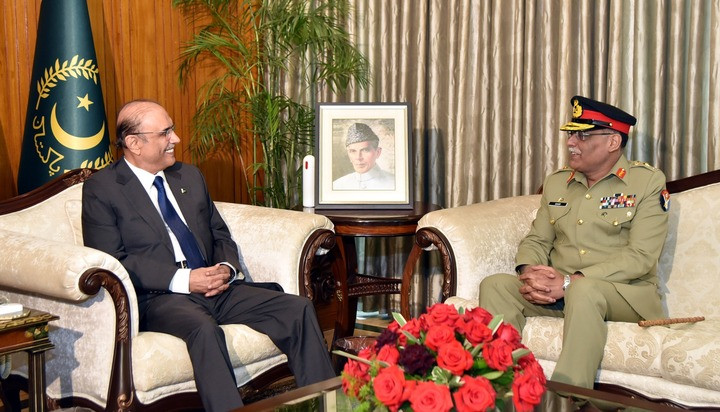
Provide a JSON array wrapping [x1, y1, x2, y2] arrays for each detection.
[[478, 95, 670, 389], [332, 122, 395, 190]]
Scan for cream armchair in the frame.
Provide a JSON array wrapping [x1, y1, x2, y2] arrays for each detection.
[[403, 170, 720, 409], [0, 169, 337, 411]]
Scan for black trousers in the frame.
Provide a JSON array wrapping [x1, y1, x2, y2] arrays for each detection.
[[140, 283, 335, 412]]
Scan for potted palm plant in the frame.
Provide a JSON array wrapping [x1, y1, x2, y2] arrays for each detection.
[[174, 0, 370, 208]]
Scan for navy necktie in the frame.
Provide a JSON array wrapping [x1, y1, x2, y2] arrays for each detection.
[[153, 176, 206, 269]]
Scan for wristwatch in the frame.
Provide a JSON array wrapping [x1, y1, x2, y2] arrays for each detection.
[[562, 274, 571, 290]]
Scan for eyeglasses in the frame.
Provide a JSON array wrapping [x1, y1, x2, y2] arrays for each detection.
[[566, 130, 616, 141], [133, 125, 175, 138]]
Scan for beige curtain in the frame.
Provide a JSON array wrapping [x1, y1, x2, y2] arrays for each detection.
[[315, 0, 720, 316]]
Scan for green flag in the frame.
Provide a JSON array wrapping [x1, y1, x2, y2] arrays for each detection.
[[17, 0, 113, 194]]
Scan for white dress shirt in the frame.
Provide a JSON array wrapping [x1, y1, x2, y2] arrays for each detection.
[[125, 160, 236, 293]]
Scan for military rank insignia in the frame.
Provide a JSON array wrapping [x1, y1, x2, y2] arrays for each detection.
[[600, 193, 636, 209], [660, 189, 671, 211], [616, 168, 627, 179]]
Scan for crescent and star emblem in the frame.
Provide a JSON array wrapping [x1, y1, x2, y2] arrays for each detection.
[[50, 102, 105, 150]]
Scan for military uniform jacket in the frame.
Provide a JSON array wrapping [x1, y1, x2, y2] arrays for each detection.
[[515, 155, 669, 320]]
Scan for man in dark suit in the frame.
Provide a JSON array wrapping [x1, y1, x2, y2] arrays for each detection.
[[82, 99, 335, 411]]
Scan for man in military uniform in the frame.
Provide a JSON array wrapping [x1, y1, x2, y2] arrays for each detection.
[[479, 96, 670, 388], [333, 122, 395, 190]]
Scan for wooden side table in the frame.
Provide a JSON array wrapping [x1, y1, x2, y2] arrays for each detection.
[[316, 202, 440, 339], [0, 309, 58, 412]]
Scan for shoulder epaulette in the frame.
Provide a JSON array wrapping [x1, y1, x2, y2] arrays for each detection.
[[630, 160, 658, 171]]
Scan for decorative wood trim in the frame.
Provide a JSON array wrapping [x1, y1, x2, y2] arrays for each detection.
[[422, 228, 457, 298], [401, 227, 457, 317], [666, 168, 720, 194], [400, 244, 422, 318], [0, 168, 95, 214], [298, 229, 336, 302], [79, 269, 134, 412], [593, 383, 717, 410]]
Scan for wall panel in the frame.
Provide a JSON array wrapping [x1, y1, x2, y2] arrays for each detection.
[[0, 0, 249, 203]]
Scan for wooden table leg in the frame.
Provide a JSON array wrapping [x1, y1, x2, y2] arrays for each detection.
[[340, 236, 359, 338], [27, 349, 48, 412], [334, 237, 355, 339], [401, 243, 423, 319]]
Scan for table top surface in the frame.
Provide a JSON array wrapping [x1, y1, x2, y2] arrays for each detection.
[[314, 201, 441, 224], [236, 376, 675, 411], [0, 309, 58, 332]]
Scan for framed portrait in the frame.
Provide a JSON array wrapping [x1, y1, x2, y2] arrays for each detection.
[[314, 102, 413, 209]]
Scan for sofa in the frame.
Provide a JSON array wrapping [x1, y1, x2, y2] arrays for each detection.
[[0, 168, 338, 411], [405, 169, 720, 409]]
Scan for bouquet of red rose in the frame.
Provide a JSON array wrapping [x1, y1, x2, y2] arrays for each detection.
[[334, 303, 546, 412]]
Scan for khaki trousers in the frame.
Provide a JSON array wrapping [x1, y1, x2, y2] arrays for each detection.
[[479, 274, 641, 388]]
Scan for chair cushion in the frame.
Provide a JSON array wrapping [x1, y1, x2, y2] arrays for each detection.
[[660, 320, 720, 391], [520, 317, 720, 392], [657, 182, 720, 319], [65, 199, 84, 245], [522, 317, 668, 378], [132, 324, 287, 404]]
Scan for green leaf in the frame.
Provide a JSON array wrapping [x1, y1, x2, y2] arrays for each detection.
[[392, 311, 407, 327], [512, 348, 531, 362], [482, 370, 504, 380], [470, 342, 484, 358], [173, 0, 369, 208], [429, 366, 452, 384], [400, 330, 420, 345], [332, 350, 389, 369], [488, 314, 504, 334]]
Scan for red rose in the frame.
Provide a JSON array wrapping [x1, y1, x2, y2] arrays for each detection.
[[341, 357, 371, 397], [453, 375, 497, 412], [341, 373, 364, 397], [402, 379, 417, 405], [387, 320, 401, 332], [495, 323, 522, 348], [358, 346, 376, 360], [517, 352, 546, 384], [373, 365, 406, 410], [424, 324, 456, 351], [462, 306, 494, 325], [399, 318, 423, 345], [483, 338, 514, 371], [377, 344, 400, 365], [457, 318, 493, 345], [437, 340, 474, 375], [342, 358, 370, 381], [512, 371, 546, 412], [409, 381, 454, 412], [422, 303, 460, 328]]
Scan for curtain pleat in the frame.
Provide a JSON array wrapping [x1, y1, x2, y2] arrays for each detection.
[[304, 0, 720, 317]]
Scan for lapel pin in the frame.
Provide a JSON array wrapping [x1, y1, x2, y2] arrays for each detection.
[[180, 188, 187, 194]]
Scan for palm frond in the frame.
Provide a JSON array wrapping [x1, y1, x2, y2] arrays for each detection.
[[175, 0, 369, 207]]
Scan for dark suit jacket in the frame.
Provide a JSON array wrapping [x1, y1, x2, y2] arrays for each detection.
[[81, 159, 242, 310]]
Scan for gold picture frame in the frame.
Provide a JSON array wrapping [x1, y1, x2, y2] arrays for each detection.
[[315, 102, 413, 209]]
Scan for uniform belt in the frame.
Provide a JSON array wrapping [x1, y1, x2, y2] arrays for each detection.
[[176, 260, 189, 268]]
